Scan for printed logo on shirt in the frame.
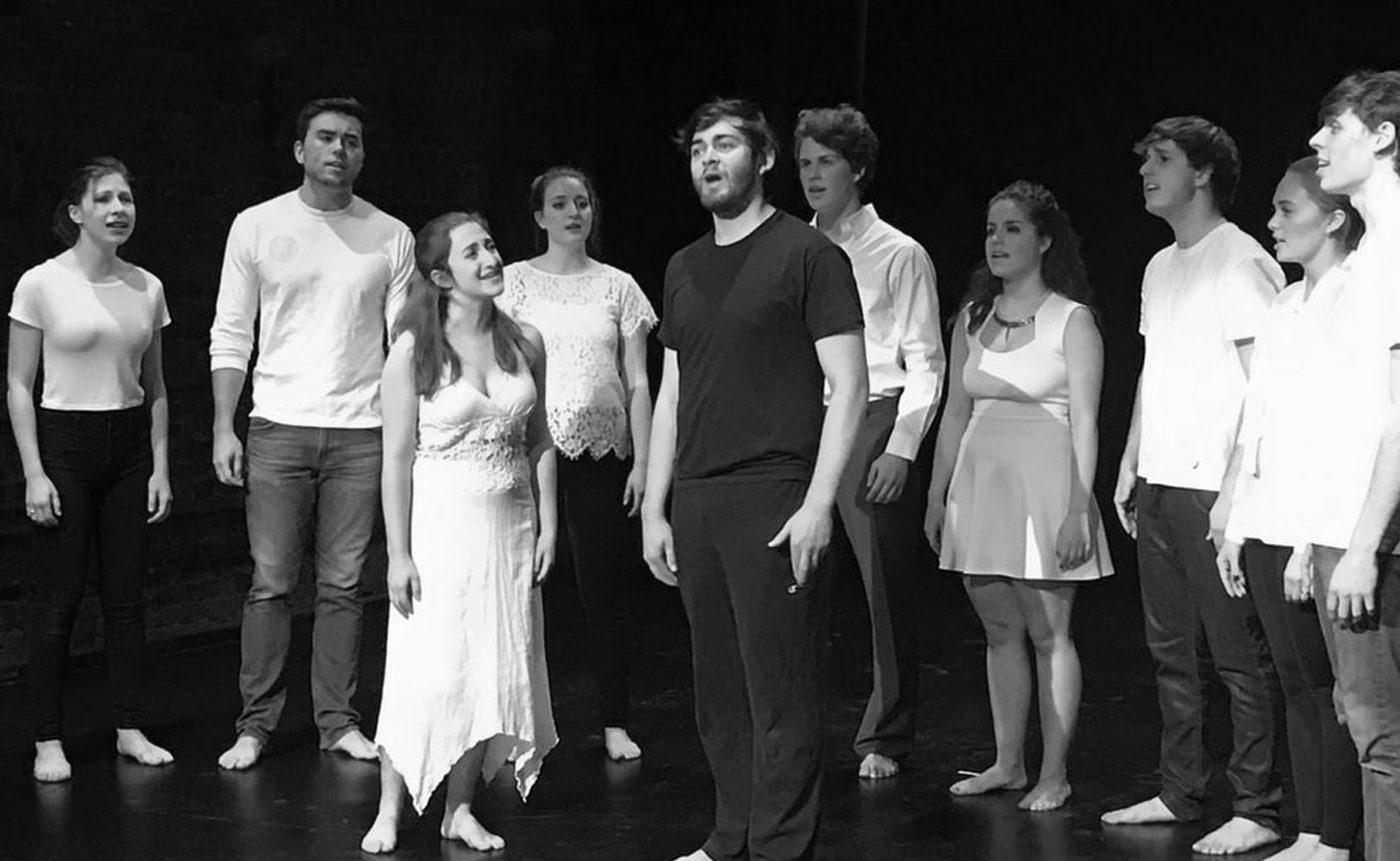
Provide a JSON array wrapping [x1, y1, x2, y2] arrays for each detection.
[[269, 236, 299, 263]]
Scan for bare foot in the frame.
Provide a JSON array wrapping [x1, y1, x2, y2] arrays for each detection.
[[441, 805, 505, 851], [115, 728, 174, 767], [1100, 795, 1188, 825], [1018, 778, 1071, 812], [361, 807, 400, 854], [949, 764, 1027, 796], [671, 851, 715, 861], [34, 740, 72, 782], [217, 735, 263, 771], [1260, 834, 1324, 861], [858, 752, 901, 780], [1303, 843, 1352, 861], [604, 727, 642, 761], [328, 728, 379, 761], [1192, 817, 1281, 855]]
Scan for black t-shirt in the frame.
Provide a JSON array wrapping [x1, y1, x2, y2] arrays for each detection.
[[658, 210, 863, 484]]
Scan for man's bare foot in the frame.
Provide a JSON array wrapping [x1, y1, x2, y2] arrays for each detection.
[[34, 740, 72, 782], [361, 808, 400, 854], [671, 851, 715, 861], [1260, 834, 1323, 861], [604, 727, 642, 761], [858, 752, 901, 780], [217, 735, 263, 771], [1018, 778, 1071, 812], [1302, 843, 1352, 861], [1100, 795, 1187, 825], [440, 805, 505, 851], [328, 728, 379, 761], [949, 764, 1027, 796], [1191, 817, 1281, 856], [115, 728, 174, 767]]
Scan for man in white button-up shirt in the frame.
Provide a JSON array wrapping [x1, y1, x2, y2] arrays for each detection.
[[1102, 116, 1285, 856], [794, 105, 944, 781]]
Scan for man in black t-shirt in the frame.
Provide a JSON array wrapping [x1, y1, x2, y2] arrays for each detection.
[[642, 98, 867, 861]]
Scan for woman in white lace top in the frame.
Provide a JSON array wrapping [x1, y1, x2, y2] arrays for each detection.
[[499, 166, 657, 761]]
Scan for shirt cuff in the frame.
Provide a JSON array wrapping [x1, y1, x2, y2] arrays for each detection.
[[210, 354, 250, 374], [883, 428, 920, 461]]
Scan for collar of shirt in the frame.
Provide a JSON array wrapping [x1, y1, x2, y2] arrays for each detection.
[[812, 203, 878, 246]]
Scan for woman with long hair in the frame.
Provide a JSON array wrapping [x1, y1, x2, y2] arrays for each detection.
[[1215, 156, 1364, 861], [6, 156, 174, 782], [362, 212, 558, 853], [924, 180, 1113, 812], [498, 166, 656, 760]]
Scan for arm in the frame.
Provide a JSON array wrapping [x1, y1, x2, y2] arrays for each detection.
[[381, 334, 420, 618], [620, 327, 653, 517], [524, 325, 558, 586], [767, 331, 868, 585], [6, 321, 60, 526], [1113, 375, 1143, 538], [142, 329, 173, 524], [641, 349, 679, 586], [923, 316, 972, 551], [1207, 339, 1256, 547], [1055, 307, 1104, 570], [209, 217, 258, 486]]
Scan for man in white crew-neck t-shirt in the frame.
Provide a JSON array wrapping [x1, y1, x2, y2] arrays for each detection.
[[209, 97, 415, 771], [1102, 116, 1285, 857]]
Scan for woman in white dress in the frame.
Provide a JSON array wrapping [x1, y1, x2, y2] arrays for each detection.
[[924, 181, 1113, 812], [362, 212, 558, 854]]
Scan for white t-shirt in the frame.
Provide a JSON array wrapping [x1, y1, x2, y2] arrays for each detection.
[[9, 257, 171, 410], [498, 260, 657, 460], [1137, 221, 1283, 491], [208, 191, 415, 428]]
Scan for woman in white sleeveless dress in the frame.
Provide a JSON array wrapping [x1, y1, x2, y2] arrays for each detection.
[[925, 181, 1113, 813], [362, 212, 558, 854]]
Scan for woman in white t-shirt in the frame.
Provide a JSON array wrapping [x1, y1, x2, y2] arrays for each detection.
[[6, 157, 174, 782], [1215, 156, 1364, 861], [497, 166, 657, 761]]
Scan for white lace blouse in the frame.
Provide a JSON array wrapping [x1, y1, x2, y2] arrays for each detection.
[[499, 260, 657, 460]]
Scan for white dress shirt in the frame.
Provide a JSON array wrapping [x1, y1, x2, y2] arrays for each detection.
[[817, 204, 944, 460]]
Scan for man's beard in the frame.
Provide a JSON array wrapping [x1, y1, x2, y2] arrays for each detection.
[[696, 160, 759, 219]]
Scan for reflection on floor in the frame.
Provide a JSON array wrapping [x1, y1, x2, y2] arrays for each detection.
[[1, 559, 1299, 860]]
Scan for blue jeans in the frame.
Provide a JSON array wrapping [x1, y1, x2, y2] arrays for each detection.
[[1312, 546, 1400, 861], [235, 419, 382, 748]]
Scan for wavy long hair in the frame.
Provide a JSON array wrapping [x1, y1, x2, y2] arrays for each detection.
[[961, 181, 1095, 332], [392, 211, 539, 398]]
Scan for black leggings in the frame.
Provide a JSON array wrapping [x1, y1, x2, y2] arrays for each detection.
[[28, 406, 152, 742], [1243, 541, 1361, 848]]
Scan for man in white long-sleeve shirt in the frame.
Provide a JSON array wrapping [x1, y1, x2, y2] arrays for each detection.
[[795, 105, 945, 780], [209, 96, 415, 771]]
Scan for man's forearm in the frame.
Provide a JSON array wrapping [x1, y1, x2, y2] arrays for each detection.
[[1347, 418, 1400, 555], [211, 368, 247, 431], [805, 379, 865, 509]]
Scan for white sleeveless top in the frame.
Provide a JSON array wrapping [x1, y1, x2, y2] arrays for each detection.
[[962, 292, 1086, 420]]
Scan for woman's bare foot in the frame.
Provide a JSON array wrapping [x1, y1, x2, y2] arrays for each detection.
[[1017, 778, 1071, 812], [328, 728, 379, 761], [604, 727, 642, 761], [1191, 817, 1281, 855], [858, 752, 901, 780], [361, 807, 400, 854], [115, 728, 174, 767], [217, 735, 263, 771], [441, 805, 505, 851], [671, 851, 715, 861], [34, 740, 72, 782], [948, 764, 1027, 796], [1100, 795, 1187, 825]]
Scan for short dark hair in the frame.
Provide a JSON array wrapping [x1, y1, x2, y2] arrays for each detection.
[[526, 165, 603, 255], [1134, 116, 1241, 214], [1318, 70, 1400, 177], [51, 156, 134, 246], [1284, 155, 1365, 252], [295, 96, 368, 143], [793, 104, 879, 193], [674, 97, 780, 165]]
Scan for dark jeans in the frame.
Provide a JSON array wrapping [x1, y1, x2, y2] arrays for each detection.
[[558, 453, 637, 729], [235, 419, 381, 748], [1242, 542, 1360, 848], [673, 480, 829, 861], [28, 406, 153, 742], [833, 397, 921, 760], [1135, 481, 1280, 830], [1312, 546, 1400, 861]]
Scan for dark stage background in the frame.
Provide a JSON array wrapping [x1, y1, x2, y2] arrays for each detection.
[[1, 0, 1398, 675]]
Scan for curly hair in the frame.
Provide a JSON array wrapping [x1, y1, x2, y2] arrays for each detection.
[[792, 104, 879, 193]]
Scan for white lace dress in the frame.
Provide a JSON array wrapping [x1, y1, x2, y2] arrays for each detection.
[[499, 261, 657, 459], [372, 366, 558, 813]]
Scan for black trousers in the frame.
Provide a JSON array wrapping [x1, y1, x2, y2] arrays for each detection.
[[1135, 481, 1280, 829], [832, 398, 921, 759], [673, 479, 829, 861], [28, 406, 153, 742], [558, 453, 636, 728], [1242, 541, 1360, 848]]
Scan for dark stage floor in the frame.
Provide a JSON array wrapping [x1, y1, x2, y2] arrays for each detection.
[[1, 559, 1300, 860]]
